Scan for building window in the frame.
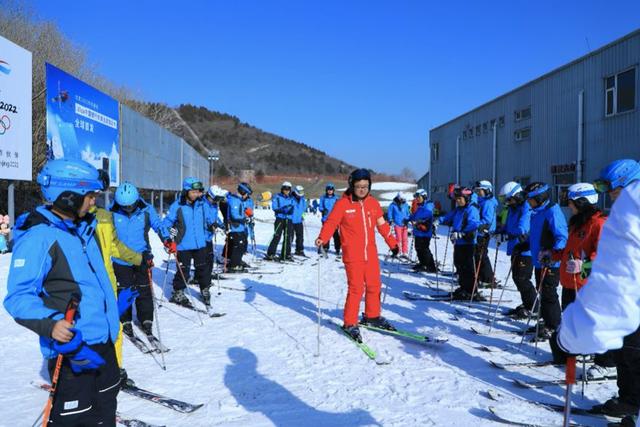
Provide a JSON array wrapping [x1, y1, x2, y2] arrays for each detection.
[[498, 116, 505, 127], [482, 122, 488, 133], [605, 67, 636, 116], [553, 172, 575, 207], [462, 130, 467, 140], [475, 125, 481, 136], [431, 143, 439, 162], [514, 127, 531, 141], [514, 107, 531, 121], [467, 127, 473, 138], [490, 119, 496, 129]]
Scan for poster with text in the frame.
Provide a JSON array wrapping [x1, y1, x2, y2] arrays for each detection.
[[46, 63, 120, 186], [0, 36, 32, 181]]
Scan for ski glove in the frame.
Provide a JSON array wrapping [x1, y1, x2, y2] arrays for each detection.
[[53, 329, 106, 373], [163, 239, 177, 254], [565, 259, 582, 274], [118, 288, 139, 317], [169, 227, 178, 239], [450, 232, 463, 242], [478, 224, 490, 234], [140, 250, 154, 268], [538, 249, 553, 266], [390, 246, 399, 258]]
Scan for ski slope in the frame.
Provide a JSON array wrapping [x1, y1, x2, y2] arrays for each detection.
[[0, 208, 618, 426]]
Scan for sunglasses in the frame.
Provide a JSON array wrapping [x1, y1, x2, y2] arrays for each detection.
[[592, 179, 612, 193]]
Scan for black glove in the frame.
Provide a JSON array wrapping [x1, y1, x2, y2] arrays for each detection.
[[478, 224, 489, 234], [549, 330, 577, 365], [141, 250, 154, 267], [402, 218, 410, 226], [390, 246, 399, 258], [285, 205, 294, 214]]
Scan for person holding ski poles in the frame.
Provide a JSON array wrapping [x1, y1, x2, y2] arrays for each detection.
[[408, 189, 438, 273], [225, 182, 252, 272], [292, 185, 308, 256], [204, 185, 227, 274], [553, 160, 640, 423], [4, 159, 136, 425], [110, 182, 169, 339], [319, 182, 341, 257], [523, 182, 568, 342], [474, 180, 498, 288], [387, 193, 411, 259], [243, 188, 256, 261], [265, 181, 296, 261], [315, 168, 399, 342], [439, 186, 482, 301], [496, 181, 536, 320], [163, 177, 218, 308]]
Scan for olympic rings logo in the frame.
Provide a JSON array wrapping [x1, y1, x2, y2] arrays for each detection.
[[0, 115, 10, 136]]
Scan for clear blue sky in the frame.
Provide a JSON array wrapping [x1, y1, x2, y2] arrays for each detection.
[[29, 0, 640, 176]]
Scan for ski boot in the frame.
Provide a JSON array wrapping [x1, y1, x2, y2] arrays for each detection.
[[201, 286, 211, 306], [263, 254, 279, 262], [342, 325, 363, 343], [591, 398, 639, 418], [119, 368, 135, 389], [529, 327, 553, 342], [284, 255, 295, 262], [170, 289, 194, 308], [241, 260, 252, 269], [141, 320, 153, 337], [586, 364, 617, 381], [228, 265, 247, 273], [619, 414, 638, 427], [525, 320, 546, 334], [412, 264, 428, 272], [361, 315, 397, 331], [122, 321, 134, 337]]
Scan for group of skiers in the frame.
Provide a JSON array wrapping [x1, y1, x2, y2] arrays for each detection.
[[5, 156, 640, 425]]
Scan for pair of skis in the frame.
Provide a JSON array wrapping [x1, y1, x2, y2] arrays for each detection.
[[402, 290, 513, 304], [125, 329, 169, 355]]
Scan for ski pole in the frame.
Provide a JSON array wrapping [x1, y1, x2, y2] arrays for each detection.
[[563, 356, 577, 427], [174, 250, 204, 326], [214, 232, 221, 296], [41, 294, 80, 427], [442, 226, 451, 274], [432, 227, 440, 292], [382, 254, 393, 306], [469, 235, 488, 306], [518, 266, 548, 352], [147, 264, 167, 371], [488, 239, 501, 306], [487, 258, 514, 333], [159, 251, 173, 306]]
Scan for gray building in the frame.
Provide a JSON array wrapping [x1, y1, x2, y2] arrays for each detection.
[[429, 29, 639, 211]]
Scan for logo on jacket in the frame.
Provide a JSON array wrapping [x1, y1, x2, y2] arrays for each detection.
[[345, 209, 356, 213], [0, 60, 10, 75]]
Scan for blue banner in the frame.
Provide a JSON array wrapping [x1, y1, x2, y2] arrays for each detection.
[[46, 63, 120, 186]]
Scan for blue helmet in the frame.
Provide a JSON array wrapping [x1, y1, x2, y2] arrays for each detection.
[[524, 182, 550, 205], [115, 182, 139, 207], [183, 177, 204, 191], [37, 159, 103, 211], [238, 182, 253, 195], [325, 183, 335, 191], [594, 159, 640, 192]]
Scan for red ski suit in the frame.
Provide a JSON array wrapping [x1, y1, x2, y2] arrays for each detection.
[[318, 193, 397, 326]]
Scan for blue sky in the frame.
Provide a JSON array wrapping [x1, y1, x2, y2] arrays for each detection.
[[29, 0, 640, 176]]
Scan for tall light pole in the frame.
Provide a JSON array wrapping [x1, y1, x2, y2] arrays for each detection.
[[207, 150, 220, 185]]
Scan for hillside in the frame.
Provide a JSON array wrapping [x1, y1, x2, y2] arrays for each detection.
[[173, 104, 355, 177]]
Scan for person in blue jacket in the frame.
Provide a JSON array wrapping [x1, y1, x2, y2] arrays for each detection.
[[4, 159, 135, 425], [265, 181, 296, 261], [204, 185, 227, 275], [387, 193, 411, 258], [242, 188, 255, 258], [408, 189, 437, 272], [524, 182, 568, 341], [439, 186, 482, 300], [163, 177, 217, 307], [497, 181, 535, 319], [319, 182, 341, 256], [474, 180, 499, 288], [225, 182, 252, 271], [311, 198, 319, 214], [292, 185, 308, 256], [111, 182, 168, 336]]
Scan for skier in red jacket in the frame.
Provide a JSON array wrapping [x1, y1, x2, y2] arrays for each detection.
[[315, 169, 399, 342]]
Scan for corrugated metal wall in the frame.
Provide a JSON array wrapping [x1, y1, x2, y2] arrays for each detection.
[[121, 105, 208, 190], [429, 30, 640, 209]]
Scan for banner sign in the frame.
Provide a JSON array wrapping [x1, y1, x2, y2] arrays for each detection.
[[0, 36, 32, 181], [46, 63, 120, 186]]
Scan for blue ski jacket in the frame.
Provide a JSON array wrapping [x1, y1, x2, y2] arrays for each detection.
[[440, 203, 480, 245], [409, 201, 435, 238], [504, 202, 532, 257], [272, 193, 295, 220], [226, 193, 248, 233], [163, 195, 216, 251], [203, 198, 224, 241], [111, 199, 168, 266], [387, 201, 410, 227], [292, 196, 307, 224], [529, 200, 568, 268], [478, 195, 498, 235], [4, 206, 120, 359], [319, 194, 338, 222]]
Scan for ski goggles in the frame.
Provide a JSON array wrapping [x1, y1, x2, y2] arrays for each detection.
[[592, 179, 613, 193], [568, 188, 598, 200], [186, 181, 204, 191], [526, 184, 549, 199]]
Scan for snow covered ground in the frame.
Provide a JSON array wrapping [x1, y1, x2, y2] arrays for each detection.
[[0, 208, 618, 426]]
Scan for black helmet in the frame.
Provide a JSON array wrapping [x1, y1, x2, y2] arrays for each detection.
[[453, 186, 473, 203], [348, 168, 372, 190], [238, 182, 252, 196], [524, 182, 551, 206]]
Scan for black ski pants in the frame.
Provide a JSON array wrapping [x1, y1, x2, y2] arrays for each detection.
[[267, 218, 293, 258], [173, 247, 210, 291], [534, 267, 561, 330], [48, 341, 119, 426], [453, 244, 475, 293], [293, 222, 304, 254], [474, 234, 494, 283], [322, 226, 341, 255], [415, 236, 436, 271], [512, 254, 536, 310], [206, 240, 215, 274], [615, 325, 640, 407], [228, 231, 246, 268], [113, 263, 153, 324]]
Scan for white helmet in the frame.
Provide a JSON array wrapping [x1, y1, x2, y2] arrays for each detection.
[[475, 180, 493, 193], [568, 183, 598, 205], [414, 188, 428, 198], [207, 185, 228, 199], [281, 181, 292, 189], [295, 185, 305, 195], [498, 181, 523, 202]]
